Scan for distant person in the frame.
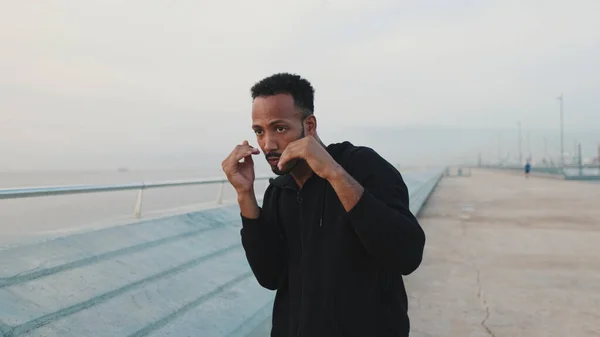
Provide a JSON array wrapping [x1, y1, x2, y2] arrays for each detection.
[[222, 73, 425, 337], [525, 161, 531, 179]]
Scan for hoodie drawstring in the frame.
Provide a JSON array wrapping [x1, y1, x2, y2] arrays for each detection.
[[320, 184, 327, 227]]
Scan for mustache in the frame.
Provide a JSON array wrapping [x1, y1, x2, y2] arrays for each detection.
[[265, 152, 281, 160]]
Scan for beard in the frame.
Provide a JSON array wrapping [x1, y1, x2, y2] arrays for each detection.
[[270, 158, 303, 175], [266, 128, 306, 176]]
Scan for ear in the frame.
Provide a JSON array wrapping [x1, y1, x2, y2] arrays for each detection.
[[303, 115, 317, 136]]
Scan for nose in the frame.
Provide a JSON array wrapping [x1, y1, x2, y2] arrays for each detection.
[[263, 134, 278, 153]]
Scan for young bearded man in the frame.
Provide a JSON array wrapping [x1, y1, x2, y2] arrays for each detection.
[[221, 73, 425, 337]]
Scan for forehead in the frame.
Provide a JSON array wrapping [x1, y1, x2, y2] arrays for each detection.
[[251, 94, 298, 125]]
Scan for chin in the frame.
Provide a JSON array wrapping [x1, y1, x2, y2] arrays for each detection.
[[270, 166, 288, 176], [270, 158, 303, 176]]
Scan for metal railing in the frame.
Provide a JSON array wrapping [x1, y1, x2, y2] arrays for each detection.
[[0, 176, 273, 218]]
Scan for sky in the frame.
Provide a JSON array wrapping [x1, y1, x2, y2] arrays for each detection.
[[1, 0, 599, 170]]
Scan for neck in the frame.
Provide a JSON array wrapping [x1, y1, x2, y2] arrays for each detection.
[[290, 161, 314, 188]]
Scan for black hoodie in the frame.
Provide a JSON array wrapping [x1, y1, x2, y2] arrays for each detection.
[[240, 141, 425, 337]]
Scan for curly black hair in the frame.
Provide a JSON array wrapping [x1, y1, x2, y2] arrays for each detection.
[[250, 73, 315, 118]]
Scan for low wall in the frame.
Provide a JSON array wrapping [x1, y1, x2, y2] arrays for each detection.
[[0, 170, 443, 337], [480, 165, 600, 181]]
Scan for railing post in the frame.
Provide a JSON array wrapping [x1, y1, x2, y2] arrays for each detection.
[[216, 182, 225, 204], [134, 187, 145, 219]]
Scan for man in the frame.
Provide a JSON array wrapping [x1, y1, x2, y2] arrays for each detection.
[[222, 73, 425, 337], [525, 160, 531, 179]]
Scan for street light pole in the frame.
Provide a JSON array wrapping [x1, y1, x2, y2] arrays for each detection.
[[518, 121, 522, 164], [527, 130, 531, 161], [558, 94, 564, 168], [497, 133, 502, 164]]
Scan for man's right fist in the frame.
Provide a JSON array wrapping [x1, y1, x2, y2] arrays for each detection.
[[221, 141, 261, 194]]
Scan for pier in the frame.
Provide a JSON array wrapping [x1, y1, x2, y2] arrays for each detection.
[[1, 168, 598, 336]]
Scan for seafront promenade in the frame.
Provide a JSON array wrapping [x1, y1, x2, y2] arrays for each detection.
[[405, 169, 600, 337], [1, 168, 598, 336]]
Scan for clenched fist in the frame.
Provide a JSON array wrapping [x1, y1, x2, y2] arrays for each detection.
[[278, 136, 341, 181], [222, 140, 261, 194]]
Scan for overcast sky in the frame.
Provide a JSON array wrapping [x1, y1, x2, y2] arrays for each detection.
[[1, 0, 599, 170]]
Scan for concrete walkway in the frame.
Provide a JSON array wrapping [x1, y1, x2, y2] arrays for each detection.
[[405, 169, 600, 337]]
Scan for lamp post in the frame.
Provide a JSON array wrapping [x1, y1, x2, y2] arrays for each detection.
[[544, 137, 548, 163], [527, 130, 531, 161], [518, 121, 522, 165], [557, 94, 564, 168]]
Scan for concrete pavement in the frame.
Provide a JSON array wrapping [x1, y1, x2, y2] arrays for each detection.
[[405, 169, 600, 336]]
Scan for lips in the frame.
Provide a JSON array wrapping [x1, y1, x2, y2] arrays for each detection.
[[267, 157, 280, 166]]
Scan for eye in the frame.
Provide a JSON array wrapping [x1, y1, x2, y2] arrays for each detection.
[[254, 129, 263, 135], [275, 126, 287, 133]]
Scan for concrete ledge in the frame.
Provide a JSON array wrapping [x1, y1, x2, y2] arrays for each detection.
[[564, 174, 600, 181], [411, 172, 444, 217], [483, 167, 600, 181], [485, 168, 566, 180], [0, 324, 10, 336], [0, 206, 273, 337]]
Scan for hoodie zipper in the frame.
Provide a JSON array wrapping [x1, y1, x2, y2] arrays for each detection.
[[297, 188, 304, 337], [294, 180, 327, 337]]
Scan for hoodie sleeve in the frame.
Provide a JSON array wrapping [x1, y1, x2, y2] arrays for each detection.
[[240, 185, 287, 290], [343, 147, 426, 275]]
